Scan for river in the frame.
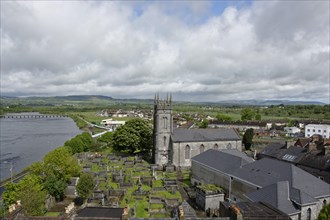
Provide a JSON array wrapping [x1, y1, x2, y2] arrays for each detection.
[[0, 113, 82, 181]]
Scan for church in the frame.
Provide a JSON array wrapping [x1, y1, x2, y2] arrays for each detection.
[[153, 94, 242, 167]]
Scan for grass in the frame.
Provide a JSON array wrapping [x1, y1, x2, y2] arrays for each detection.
[[44, 212, 61, 217], [149, 203, 164, 209], [153, 179, 164, 187]]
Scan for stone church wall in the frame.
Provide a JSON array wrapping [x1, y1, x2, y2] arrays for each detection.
[[172, 140, 242, 167]]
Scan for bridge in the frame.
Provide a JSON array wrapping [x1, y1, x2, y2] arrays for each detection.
[[0, 114, 69, 119]]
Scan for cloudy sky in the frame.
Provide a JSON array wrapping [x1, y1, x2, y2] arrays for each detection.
[[1, 1, 329, 103]]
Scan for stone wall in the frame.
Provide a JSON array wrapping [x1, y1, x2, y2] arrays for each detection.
[[172, 140, 242, 167]]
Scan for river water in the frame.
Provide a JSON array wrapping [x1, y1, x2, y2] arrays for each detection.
[[0, 113, 82, 180]]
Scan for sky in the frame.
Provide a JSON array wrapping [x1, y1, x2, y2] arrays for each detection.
[[1, 1, 329, 103]]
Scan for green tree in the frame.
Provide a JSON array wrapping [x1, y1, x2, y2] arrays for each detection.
[[17, 175, 47, 216], [216, 114, 232, 121], [44, 176, 67, 201], [76, 173, 95, 200], [65, 137, 84, 154], [241, 108, 256, 121], [318, 204, 330, 220], [112, 118, 152, 154], [43, 146, 81, 181], [97, 131, 113, 143], [242, 128, 254, 150], [198, 119, 209, 128], [255, 114, 261, 120], [2, 182, 20, 208]]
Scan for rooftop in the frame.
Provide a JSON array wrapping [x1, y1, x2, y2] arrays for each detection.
[[172, 128, 241, 142]]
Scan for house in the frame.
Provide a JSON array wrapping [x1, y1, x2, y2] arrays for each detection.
[[209, 121, 267, 132], [100, 119, 125, 131], [284, 126, 301, 137], [258, 137, 330, 183], [220, 201, 291, 220], [191, 150, 330, 219], [305, 124, 330, 138]]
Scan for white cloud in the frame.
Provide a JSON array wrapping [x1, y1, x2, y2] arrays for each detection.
[[1, 1, 329, 103]]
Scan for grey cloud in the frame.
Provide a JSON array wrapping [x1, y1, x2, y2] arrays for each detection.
[[1, 1, 329, 103]]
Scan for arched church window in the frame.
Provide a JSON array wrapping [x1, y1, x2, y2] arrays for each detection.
[[323, 199, 327, 207], [227, 143, 232, 149], [164, 136, 167, 146], [307, 208, 311, 220], [163, 116, 167, 129], [200, 144, 205, 153], [185, 145, 190, 159], [214, 144, 218, 150]]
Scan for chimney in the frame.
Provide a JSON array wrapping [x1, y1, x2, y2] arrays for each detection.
[[308, 142, 317, 152], [324, 146, 330, 155]]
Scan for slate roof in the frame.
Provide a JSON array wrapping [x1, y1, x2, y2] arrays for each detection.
[[258, 141, 287, 159], [191, 149, 254, 174], [236, 201, 290, 219], [230, 158, 330, 199], [75, 207, 123, 219], [172, 128, 241, 142], [245, 181, 300, 215], [277, 146, 307, 163]]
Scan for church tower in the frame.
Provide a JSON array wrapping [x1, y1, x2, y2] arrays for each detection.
[[153, 93, 173, 165]]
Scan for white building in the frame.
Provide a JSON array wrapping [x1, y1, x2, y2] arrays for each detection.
[[100, 119, 125, 131], [305, 124, 330, 138], [284, 127, 301, 136]]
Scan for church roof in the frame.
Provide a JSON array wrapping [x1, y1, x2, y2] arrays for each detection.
[[171, 128, 240, 142]]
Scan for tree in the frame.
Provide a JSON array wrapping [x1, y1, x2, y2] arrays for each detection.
[[17, 175, 47, 216], [44, 176, 67, 201], [43, 146, 81, 181], [2, 182, 20, 208], [318, 204, 330, 220], [76, 173, 95, 200], [97, 131, 113, 143], [112, 118, 152, 154], [199, 119, 209, 128], [255, 114, 262, 120], [241, 108, 256, 121], [216, 114, 232, 121], [65, 137, 84, 154], [242, 128, 254, 150]]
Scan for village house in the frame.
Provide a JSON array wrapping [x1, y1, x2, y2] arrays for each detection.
[[305, 124, 330, 138], [258, 135, 330, 183]]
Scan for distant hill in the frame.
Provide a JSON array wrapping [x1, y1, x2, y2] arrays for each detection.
[[216, 99, 325, 106], [0, 95, 325, 106]]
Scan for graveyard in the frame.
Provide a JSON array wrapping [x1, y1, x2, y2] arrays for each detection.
[[76, 152, 191, 218]]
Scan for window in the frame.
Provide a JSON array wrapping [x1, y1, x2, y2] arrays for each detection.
[[227, 143, 232, 149], [185, 145, 190, 159], [164, 136, 167, 146], [307, 129, 310, 132], [200, 144, 205, 153], [313, 129, 315, 132], [163, 116, 167, 129], [324, 130, 327, 133], [307, 208, 311, 220], [214, 144, 218, 150], [318, 130, 321, 132], [323, 199, 327, 207]]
